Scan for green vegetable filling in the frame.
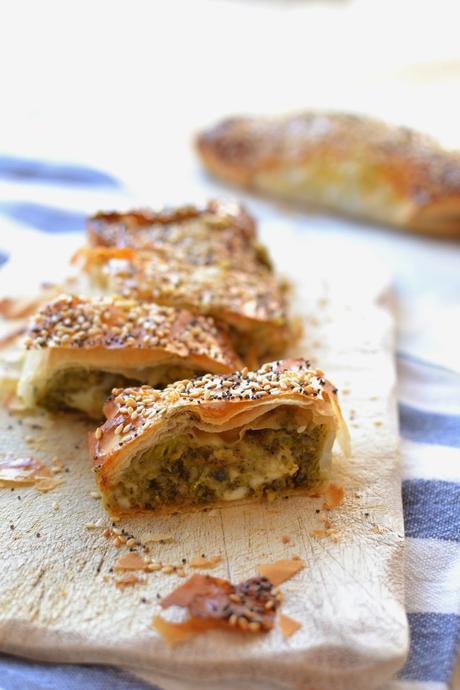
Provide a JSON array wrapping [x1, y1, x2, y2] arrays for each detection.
[[38, 365, 198, 419], [109, 420, 330, 511]]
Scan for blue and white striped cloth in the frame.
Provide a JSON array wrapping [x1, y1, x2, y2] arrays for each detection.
[[0, 155, 458, 690]]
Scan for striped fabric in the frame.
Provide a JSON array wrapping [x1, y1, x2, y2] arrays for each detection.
[[0, 155, 458, 690]]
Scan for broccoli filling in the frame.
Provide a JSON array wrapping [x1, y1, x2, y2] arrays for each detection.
[[107, 420, 330, 512], [38, 365, 198, 419]]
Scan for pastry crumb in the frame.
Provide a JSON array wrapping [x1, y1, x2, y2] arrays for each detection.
[[142, 533, 175, 544], [189, 555, 222, 569], [35, 478, 63, 492], [115, 574, 145, 589], [115, 552, 148, 571], [281, 535, 290, 544], [322, 483, 344, 510], [279, 614, 302, 639], [257, 558, 305, 585]]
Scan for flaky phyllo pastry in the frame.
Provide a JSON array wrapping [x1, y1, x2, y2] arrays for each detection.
[[77, 248, 291, 363], [87, 200, 272, 274], [196, 112, 460, 236], [17, 295, 242, 419], [89, 359, 349, 516]]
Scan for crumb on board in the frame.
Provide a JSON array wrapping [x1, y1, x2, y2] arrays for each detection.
[[115, 574, 145, 589], [114, 552, 148, 572], [0, 456, 51, 485], [281, 535, 290, 544], [152, 573, 281, 645], [256, 559, 305, 586], [35, 478, 63, 493], [322, 483, 344, 511], [50, 456, 64, 473], [279, 614, 302, 639], [189, 555, 222, 569], [319, 514, 332, 529], [141, 533, 174, 544]]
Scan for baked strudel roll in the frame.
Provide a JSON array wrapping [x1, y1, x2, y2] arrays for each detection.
[[77, 248, 292, 364], [196, 112, 460, 236], [90, 359, 349, 516], [17, 294, 242, 419], [87, 200, 272, 273]]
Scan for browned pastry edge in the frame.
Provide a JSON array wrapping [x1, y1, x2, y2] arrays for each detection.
[[87, 199, 257, 245], [24, 293, 242, 371], [196, 112, 460, 236]]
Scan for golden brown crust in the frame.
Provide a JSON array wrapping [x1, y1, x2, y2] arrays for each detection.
[[196, 112, 460, 236], [77, 248, 292, 361], [90, 358, 348, 508], [24, 294, 242, 371], [87, 200, 272, 273]]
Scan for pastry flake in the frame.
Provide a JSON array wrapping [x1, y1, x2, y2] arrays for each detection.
[[89, 358, 349, 516], [256, 558, 305, 586], [17, 294, 242, 419], [152, 573, 280, 644]]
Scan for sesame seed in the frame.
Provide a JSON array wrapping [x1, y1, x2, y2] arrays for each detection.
[[91, 360, 335, 453], [248, 621, 261, 633], [238, 617, 249, 630], [95, 427, 102, 440]]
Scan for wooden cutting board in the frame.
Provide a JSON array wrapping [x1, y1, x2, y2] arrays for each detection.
[[0, 230, 408, 690]]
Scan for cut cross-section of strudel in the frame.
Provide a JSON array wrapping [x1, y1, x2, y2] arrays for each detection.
[[87, 200, 272, 273], [77, 248, 292, 364], [17, 294, 242, 419], [196, 112, 460, 236], [90, 359, 349, 516]]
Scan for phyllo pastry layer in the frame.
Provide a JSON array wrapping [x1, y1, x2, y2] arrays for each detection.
[[17, 294, 242, 419], [77, 248, 292, 363], [196, 112, 460, 237], [87, 200, 272, 274], [90, 359, 349, 516]]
